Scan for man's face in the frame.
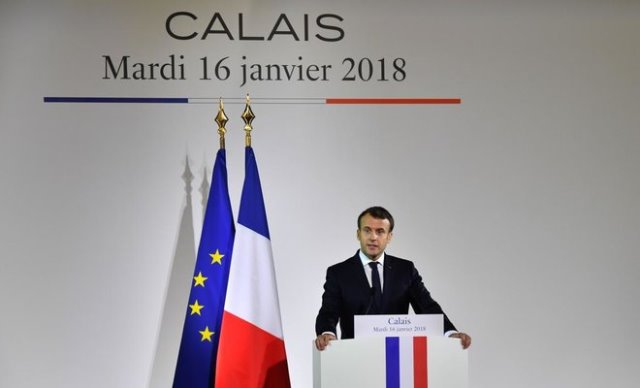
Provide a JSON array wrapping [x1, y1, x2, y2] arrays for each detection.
[[357, 214, 393, 260]]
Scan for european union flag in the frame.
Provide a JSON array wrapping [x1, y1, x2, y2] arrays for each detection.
[[173, 149, 235, 387]]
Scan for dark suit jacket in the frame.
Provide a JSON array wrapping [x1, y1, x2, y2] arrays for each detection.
[[315, 251, 457, 339]]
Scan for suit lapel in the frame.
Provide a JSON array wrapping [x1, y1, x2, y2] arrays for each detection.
[[381, 255, 394, 308], [348, 252, 370, 294]]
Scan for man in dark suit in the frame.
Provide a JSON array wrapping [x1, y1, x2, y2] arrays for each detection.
[[315, 206, 471, 350]]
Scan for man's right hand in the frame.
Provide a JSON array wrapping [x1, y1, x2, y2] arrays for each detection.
[[314, 333, 337, 351]]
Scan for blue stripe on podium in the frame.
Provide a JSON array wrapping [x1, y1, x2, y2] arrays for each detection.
[[385, 337, 400, 388]]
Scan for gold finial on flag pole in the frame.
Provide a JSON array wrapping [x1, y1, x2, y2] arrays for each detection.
[[241, 94, 255, 147], [215, 98, 229, 149]]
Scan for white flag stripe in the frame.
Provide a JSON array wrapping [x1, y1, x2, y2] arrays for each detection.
[[399, 337, 415, 387], [224, 223, 284, 338]]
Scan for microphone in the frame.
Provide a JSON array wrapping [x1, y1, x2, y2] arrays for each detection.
[[364, 287, 375, 315]]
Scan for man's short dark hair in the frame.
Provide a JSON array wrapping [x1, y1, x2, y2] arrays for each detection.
[[357, 206, 395, 232]]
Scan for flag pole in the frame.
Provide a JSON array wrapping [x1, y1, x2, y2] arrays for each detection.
[[215, 98, 229, 149], [241, 94, 255, 147]]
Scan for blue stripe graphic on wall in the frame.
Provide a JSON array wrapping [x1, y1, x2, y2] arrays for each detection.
[[385, 337, 400, 388], [43, 97, 188, 104]]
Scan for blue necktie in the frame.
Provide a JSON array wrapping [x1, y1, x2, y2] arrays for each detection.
[[369, 262, 383, 313]]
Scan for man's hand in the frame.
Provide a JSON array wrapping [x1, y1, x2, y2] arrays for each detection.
[[315, 333, 337, 351], [448, 332, 472, 349]]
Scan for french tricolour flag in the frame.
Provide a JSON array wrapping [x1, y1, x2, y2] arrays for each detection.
[[215, 146, 291, 388]]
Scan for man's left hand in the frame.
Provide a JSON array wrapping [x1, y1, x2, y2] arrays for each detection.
[[448, 332, 472, 349]]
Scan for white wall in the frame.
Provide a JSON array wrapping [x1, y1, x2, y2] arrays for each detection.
[[1, 1, 639, 387]]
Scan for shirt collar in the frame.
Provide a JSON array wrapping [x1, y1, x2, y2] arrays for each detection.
[[359, 250, 385, 267]]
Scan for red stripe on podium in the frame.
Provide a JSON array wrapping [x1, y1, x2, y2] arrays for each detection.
[[413, 337, 428, 388]]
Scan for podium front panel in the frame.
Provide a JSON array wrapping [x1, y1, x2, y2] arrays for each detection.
[[313, 336, 467, 388]]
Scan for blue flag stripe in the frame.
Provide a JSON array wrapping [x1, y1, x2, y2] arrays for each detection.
[[386, 337, 400, 388], [237, 147, 270, 239]]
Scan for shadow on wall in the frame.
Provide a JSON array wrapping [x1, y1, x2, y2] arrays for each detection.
[[147, 156, 210, 388]]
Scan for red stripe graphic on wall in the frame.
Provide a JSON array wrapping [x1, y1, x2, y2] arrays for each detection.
[[325, 98, 461, 104]]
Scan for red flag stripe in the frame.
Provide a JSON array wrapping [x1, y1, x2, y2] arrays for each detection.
[[216, 311, 290, 387], [413, 336, 428, 388]]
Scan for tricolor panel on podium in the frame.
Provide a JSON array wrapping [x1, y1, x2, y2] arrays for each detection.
[[313, 314, 468, 388]]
